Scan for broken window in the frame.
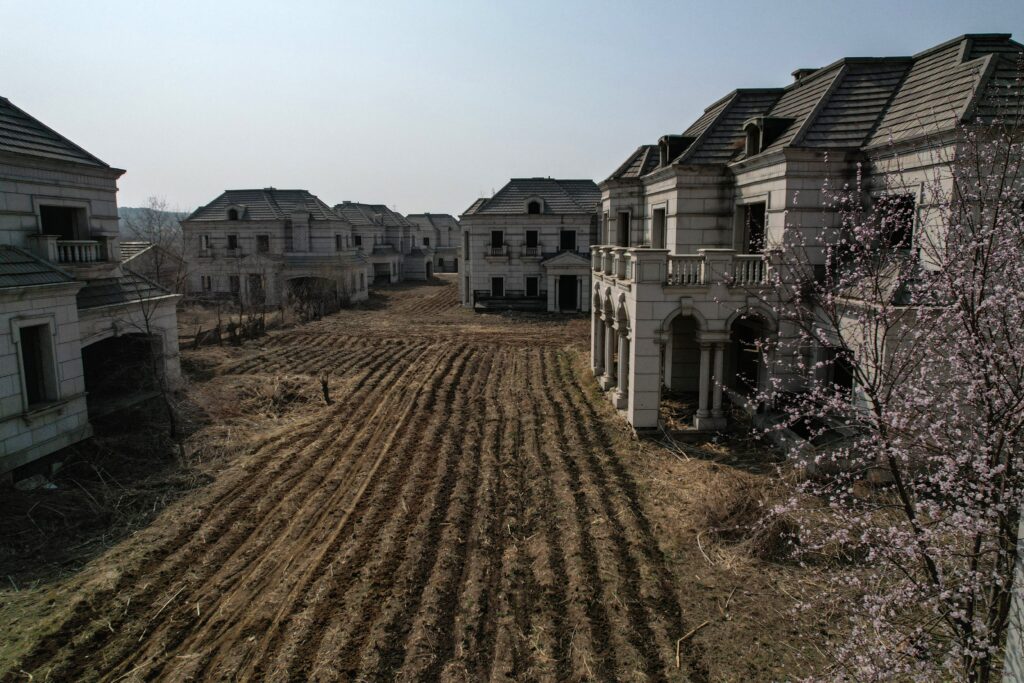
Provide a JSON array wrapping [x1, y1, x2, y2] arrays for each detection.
[[39, 205, 86, 241], [742, 203, 767, 254], [257, 234, 270, 253], [875, 194, 915, 249], [18, 323, 58, 408]]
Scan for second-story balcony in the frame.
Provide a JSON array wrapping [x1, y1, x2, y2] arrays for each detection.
[[29, 233, 114, 267], [484, 244, 509, 261], [590, 245, 771, 290]]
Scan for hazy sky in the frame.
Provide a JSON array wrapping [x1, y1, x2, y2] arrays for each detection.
[[3, 1, 1023, 215]]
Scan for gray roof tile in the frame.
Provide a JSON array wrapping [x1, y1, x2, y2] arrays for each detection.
[[187, 189, 343, 222], [76, 270, 169, 310], [0, 246, 74, 289], [0, 97, 108, 167], [462, 178, 599, 216], [333, 202, 415, 228]]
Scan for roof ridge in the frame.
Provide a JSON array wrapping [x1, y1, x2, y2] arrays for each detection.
[[0, 96, 110, 168]]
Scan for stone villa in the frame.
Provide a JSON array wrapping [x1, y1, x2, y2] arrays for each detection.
[[590, 33, 1023, 429], [406, 212, 462, 274], [333, 201, 432, 282], [460, 178, 599, 312], [0, 96, 181, 478], [182, 189, 371, 308]]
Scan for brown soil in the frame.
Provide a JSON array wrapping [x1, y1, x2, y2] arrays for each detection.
[[0, 275, 831, 682]]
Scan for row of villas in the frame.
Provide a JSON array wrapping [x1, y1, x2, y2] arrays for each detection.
[[588, 33, 1023, 430], [0, 96, 181, 479], [181, 191, 461, 308]]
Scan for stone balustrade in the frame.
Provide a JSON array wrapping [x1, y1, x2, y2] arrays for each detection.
[[56, 240, 102, 264], [592, 244, 771, 288]]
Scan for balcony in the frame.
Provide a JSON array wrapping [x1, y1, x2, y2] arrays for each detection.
[[28, 234, 113, 266], [484, 245, 509, 261], [591, 245, 771, 289]]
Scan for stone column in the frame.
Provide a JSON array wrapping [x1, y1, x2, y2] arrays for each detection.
[[602, 318, 616, 389], [592, 310, 605, 375], [614, 325, 629, 409], [696, 343, 711, 418], [712, 342, 726, 418], [662, 331, 673, 390]]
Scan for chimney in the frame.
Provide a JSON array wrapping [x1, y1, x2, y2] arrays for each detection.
[[792, 68, 817, 83]]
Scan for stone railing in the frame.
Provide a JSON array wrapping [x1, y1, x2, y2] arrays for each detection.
[[667, 255, 704, 286], [591, 245, 771, 288], [57, 240, 102, 264]]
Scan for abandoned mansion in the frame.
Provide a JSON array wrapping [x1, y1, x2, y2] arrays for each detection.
[[0, 96, 181, 477], [589, 33, 1023, 429]]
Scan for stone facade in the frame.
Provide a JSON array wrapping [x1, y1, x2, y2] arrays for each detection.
[[406, 213, 461, 274], [591, 34, 1021, 430], [0, 95, 181, 478], [182, 190, 371, 307], [460, 178, 599, 313]]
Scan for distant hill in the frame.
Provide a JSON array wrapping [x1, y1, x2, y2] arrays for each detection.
[[118, 206, 189, 242]]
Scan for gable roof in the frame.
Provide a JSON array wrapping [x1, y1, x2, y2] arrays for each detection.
[[334, 202, 415, 229], [462, 178, 600, 216], [0, 246, 75, 289], [186, 189, 343, 222], [0, 96, 109, 167]]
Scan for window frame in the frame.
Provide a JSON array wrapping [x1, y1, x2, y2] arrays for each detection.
[[10, 315, 61, 412]]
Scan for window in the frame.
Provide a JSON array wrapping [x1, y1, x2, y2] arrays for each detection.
[[39, 205, 86, 241], [875, 194, 915, 249], [17, 323, 58, 408], [359, 273, 365, 290], [653, 208, 667, 249], [560, 230, 577, 252], [201, 275, 212, 291], [257, 234, 270, 253], [464, 232, 470, 260], [526, 230, 538, 248], [284, 220, 294, 252], [423, 237, 430, 246], [228, 208, 239, 221], [527, 200, 541, 215], [616, 211, 630, 247], [248, 274, 265, 304], [353, 234, 362, 247], [742, 203, 767, 254], [490, 230, 504, 248], [201, 234, 211, 251], [335, 234, 343, 252], [491, 277, 504, 296], [526, 276, 539, 297], [229, 275, 240, 295], [227, 234, 239, 250], [438, 257, 445, 269]]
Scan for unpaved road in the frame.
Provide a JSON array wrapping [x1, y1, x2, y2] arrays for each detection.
[[3, 278, 709, 682]]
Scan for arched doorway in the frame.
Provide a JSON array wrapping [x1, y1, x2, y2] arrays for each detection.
[[660, 314, 702, 429], [81, 334, 161, 419], [727, 313, 772, 395]]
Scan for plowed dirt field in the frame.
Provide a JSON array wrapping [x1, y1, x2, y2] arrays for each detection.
[[2, 277, 818, 682]]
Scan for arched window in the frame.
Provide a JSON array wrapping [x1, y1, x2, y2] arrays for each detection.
[[527, 200, 541, 215], [228, 208, 239, 221], [744, 123, 761, 157]]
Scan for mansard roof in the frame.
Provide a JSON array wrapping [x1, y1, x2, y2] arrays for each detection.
[[0, 96, 110, 168], [406, 213, 461, 230], [607, 33, 1023, 179], [186, 188, 342, 222], [462, 178, 600, 216], [334, 202, 415, 229]]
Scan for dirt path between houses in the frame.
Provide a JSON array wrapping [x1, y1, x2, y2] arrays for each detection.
[[1, 277, 823, 682]]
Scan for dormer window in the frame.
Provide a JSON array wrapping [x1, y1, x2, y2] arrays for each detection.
[[527, 200, 542, 215], [744, 121, 762, 157], [228, 208, 239, 221]]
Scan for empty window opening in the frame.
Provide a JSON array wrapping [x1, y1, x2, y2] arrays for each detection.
[[229, 275, 240, 296], [491, 277, 504, 296], [257, 234, 270, 253], [527, 201, 541, 215], [526, 276, 539, 297], [463, 233, 470, 261], [227, 234, 239, 251], [423, 237, 430, 246], [616, 212, 630, 247], [653, 208, 667, 249], [744, 123, 761, 157], [353, 234, 362, 247], [228, 208, 239, 221], [560, 230, 577, 252], [40, 205, 86, 241], [200, 234, 211, 250], [18, 324, 58, 408], [875, 194, 915, 249], [201, 275, 212, 291], [742, 203, 767, 254]]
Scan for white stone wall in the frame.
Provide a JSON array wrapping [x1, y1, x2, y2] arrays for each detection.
[[0, 283, 91, 475], [459, 213, 596, 310]]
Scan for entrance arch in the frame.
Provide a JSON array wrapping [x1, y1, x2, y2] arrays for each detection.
[[725, 312, 774, 396]]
